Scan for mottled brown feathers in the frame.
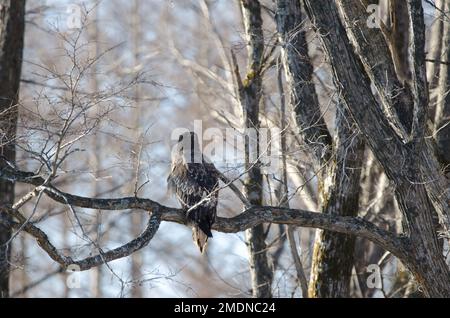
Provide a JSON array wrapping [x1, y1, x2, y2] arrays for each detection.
[[167, 132, 219, 253]]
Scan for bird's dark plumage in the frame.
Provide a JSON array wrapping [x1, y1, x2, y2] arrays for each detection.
[[167, 132, 219, 253]]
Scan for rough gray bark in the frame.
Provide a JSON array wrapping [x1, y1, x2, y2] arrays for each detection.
[[339, 0, 414, 138], [308, 107, 364, 298], [434, 0, 450, 173], [276, 0, 363, 298], [303, 0, 450, 297], [406, 0, 429, 140], [275, 0, 332, 164], [0, 0, 25, 298], [336, 2, 443, 285], [239, 0, 273, 298], [337, 0, 449, 237]]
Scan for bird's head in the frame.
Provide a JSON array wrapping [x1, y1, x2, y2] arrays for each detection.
[[172, 132, 202, 165]]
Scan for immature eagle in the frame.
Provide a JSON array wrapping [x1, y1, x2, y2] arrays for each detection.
[[167, 132, 219, 253]]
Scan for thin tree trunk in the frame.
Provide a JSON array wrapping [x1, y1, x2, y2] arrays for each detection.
[[434, 0, 450, 173], [89, 4, 103, 298], [275, 0, 332, 165], [62, 210, 71, 297], [309, 106, 364, 298], [388, 0, 412, 83], [426, 0, 444, 94], [0, 0, 26, 298], [277, 60, 308, 297], [239, 0, 272, 298], [276, 0, 364, 297], [130, 0, 143, 298]]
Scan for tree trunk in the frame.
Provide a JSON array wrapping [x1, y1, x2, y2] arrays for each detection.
[[434, 0, 450, 174], [426, 0, 444, 93], [303, 0, 450, 297], [275, 0, 332, 165], [338, 0, 414, 138], [89, 4, 104, 298], [240, 0, 272, 298], [336, 0, 449, 239], [276, 0, 364, 297], [276, 61, 308, 297], [388, 0, 412, 83], [309, 106, 364, 298], [355, 155, 398, 298], [0, 0, 26, 298], [130, 0, 143, 298]]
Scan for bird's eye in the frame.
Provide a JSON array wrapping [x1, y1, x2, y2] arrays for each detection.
[[178, 135, 183, 142]]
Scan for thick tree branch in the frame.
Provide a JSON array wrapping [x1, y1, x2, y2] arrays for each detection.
[[1, 203, 408, 271], [0, 164, 410, 271], [1, 206, 161, 271]]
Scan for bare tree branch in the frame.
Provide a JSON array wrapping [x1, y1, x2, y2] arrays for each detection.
[[1, 206, 161, 271], [0, 162, 410, 272]]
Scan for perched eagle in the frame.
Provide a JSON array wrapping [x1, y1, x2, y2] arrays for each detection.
[[167, 132, 219, 253]]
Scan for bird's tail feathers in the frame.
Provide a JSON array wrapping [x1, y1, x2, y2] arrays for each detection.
[[192, 226, 209, 254], [188, 206, 215, 253]]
